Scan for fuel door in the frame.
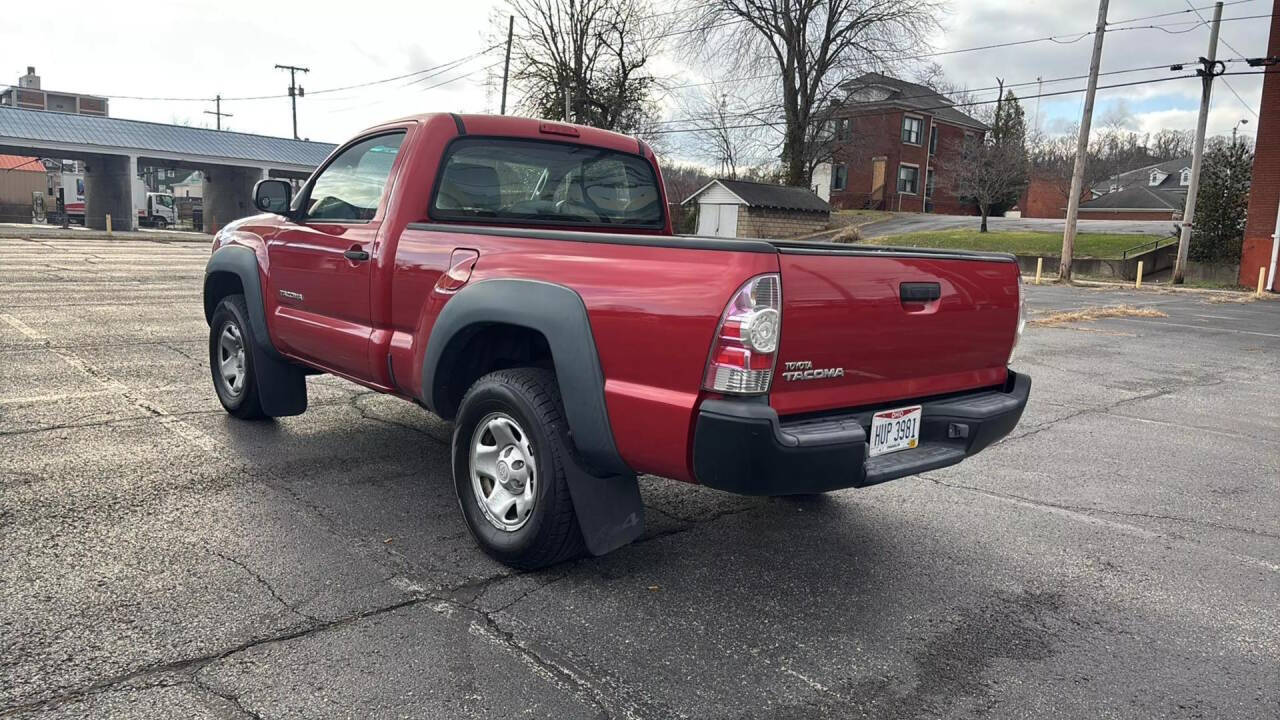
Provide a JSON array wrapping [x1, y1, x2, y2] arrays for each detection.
[[435, 248, 479, 294]]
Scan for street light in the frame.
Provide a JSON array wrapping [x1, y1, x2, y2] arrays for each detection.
[[1232, 118, 1249, 145]]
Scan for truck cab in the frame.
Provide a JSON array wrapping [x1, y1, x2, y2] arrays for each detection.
[[139, 192, 176, 229]]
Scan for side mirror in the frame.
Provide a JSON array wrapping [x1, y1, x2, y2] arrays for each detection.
[[253, 179, 293, 215]]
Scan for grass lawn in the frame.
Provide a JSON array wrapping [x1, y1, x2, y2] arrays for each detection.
[[865, 230, 1170, 259]]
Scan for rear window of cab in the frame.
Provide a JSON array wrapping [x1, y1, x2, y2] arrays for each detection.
[[430, 137, 664, 229]]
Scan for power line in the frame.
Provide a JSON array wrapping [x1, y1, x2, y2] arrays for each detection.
[[1106, 0, 1261, 25], [654, 60, 1195, 129], [663, 14, 1267, 93], [648, 73, 1202, 136], [1183, 0, 1260, 119], [80, 45, 504, 103]]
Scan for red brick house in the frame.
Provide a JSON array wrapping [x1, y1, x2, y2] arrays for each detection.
[[813, 73, 987, 215], [1239, 0, 1279, 291]]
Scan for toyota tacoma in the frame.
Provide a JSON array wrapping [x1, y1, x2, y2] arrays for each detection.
[[203, 113, 1030, 569]]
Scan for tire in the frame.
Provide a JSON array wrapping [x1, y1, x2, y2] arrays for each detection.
[[154, 217, 167, 230], [452, 368, 586, 570], [209, 294, 268, 420]]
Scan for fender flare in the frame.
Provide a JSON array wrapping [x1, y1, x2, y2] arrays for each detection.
[[204, 245, 280, 359], [423, 279, 643, 555], [422, 278, 628, 477], [203, 245, 307, 417]]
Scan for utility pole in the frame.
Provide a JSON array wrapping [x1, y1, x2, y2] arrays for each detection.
[[1172, 1, 1224, 285], [203, 94, 233, 130], [274, 64, 310, 140], [563, 84, 571, 122], [500, 15, 514, 114], [1059, 0, 1109, 283]]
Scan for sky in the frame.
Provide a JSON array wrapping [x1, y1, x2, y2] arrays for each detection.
[[4, 0, 1270, 162]]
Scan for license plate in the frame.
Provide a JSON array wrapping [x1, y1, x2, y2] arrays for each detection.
[[869, 405, 922, 457]]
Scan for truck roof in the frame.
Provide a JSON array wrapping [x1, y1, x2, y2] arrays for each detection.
[[373, 113, 648, 156]]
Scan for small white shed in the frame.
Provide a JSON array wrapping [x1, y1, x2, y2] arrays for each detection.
[[682, 178, 831, 239]]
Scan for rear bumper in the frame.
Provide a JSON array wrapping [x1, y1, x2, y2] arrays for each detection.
[[692, 371, 1030, 495]]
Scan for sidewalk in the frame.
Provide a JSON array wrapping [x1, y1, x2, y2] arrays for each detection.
[[0, 222, 211, 243]]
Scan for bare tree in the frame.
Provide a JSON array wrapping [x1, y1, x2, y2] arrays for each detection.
[[944, 92, 1027, 233], [506, 0, 669, 133], [676, 91, 774, 178], [692, 0, 940, 187], [1151, 128, 1194, 160]]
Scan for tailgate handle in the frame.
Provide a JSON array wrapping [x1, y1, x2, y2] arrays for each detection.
[[900, 282, 941, 303]]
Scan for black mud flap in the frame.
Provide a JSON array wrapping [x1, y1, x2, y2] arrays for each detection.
[[248, 341, 308, 417], [556, 436, 645, 555]]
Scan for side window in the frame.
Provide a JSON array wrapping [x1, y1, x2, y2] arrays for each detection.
[[305, 132, 405, 222]]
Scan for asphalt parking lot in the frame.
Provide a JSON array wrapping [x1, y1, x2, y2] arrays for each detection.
[[2, 235, 1277, 719]]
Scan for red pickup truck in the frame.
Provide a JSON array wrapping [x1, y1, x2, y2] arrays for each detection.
[[203, 113, 1030, 569]]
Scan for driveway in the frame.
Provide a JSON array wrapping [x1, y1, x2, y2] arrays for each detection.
[[2, 235, 1277, 718], [860, 213, 1177, 238]]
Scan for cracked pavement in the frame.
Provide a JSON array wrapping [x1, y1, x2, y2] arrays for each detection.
[[1, 235, 1278, 719]]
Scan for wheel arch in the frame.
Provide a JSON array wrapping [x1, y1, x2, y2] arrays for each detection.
[[204, 244, 307, 417], [204, 245, 280, 360], [423, 279, 629, 477]]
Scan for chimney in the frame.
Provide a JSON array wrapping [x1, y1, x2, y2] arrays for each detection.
[[19, 66, 40, 89]]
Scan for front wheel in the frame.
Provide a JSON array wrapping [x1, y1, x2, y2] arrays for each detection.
[[452, 368, 585, 569], [209, 294, 267, 420]]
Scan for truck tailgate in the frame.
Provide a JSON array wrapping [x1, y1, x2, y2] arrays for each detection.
[[771, 245, 1020, 416]]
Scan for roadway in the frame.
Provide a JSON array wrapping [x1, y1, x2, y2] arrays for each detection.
[[859, 213, 1176, 238], [2, 235, 1277, 719]]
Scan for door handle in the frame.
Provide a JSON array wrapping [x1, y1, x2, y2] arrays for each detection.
[[343, 248, 370, 262], [900, 282, 941, 303]]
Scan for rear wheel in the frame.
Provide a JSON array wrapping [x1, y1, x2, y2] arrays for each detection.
[[452, 368, 585, 569], [209, 294, 267, 420]]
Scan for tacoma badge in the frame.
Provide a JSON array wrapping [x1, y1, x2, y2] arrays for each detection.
[[781, 360, 845, 381]]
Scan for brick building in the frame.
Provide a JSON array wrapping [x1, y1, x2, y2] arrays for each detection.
[[0, 154, 46, 223], [1018, 173, 1074, 219], [684, 178, 831, 239], [1239, 0, 1279, 291], [0, 67, 108, 116], [813, 73, 987, 215]]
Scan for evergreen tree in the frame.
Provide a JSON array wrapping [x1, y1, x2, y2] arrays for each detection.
[[1190, 142, 1253, 263], [991, 90, 1027, 148], [948, 90, 1028, 230]]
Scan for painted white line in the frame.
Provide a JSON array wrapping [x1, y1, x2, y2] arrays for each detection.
[[0, 312, 222, 453], [1111, 317, 1280, 339], [0, 390, 116, 405]]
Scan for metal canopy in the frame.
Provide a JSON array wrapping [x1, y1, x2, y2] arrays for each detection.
[[0, 105, 335, 170]]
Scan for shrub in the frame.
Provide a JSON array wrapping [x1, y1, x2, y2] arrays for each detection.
[[831, 225, 864, 244]]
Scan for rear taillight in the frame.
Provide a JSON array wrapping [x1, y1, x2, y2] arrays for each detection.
[[1009, 274, 1026, 364], [703, 274, 781, 395]]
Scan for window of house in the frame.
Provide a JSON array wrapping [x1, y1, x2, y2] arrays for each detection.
[[1179, 168, 1191, 186], [929, 126, 938, 155], [902, 116, 923, 145], [832, 164, 848, 191], [838, 118, 852, 142], [897, 164, 920, 194], [306, 132, 405, 222]]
